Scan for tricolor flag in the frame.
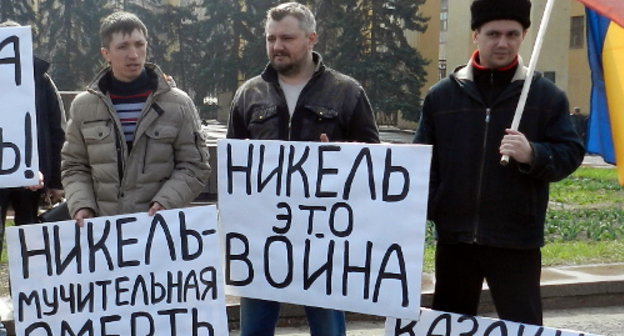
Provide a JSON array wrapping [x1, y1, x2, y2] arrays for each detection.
[[580, 0, 624, 184]]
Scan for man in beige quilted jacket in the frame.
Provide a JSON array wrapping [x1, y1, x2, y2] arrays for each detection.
[[61, 11, 210, 226]]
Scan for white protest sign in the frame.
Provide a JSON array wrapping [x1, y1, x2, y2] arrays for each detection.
[[218, 139, 431, 320], [6, 206, 228, 336], [0, 26, 39, 187], [385, 309, 602, 336]]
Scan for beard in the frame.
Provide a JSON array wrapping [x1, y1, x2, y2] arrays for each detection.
[[270, 55, 302, 76]]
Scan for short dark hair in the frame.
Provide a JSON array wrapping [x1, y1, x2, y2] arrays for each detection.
[[266, 2, 316, 35], [99, 11, 148, 48]]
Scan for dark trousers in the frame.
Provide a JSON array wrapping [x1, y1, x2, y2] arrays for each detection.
[[0, 188, 42, 256], [432, 242, 543, 325]]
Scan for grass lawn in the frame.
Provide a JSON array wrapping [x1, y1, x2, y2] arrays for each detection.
[[421, 167, 624, 272]]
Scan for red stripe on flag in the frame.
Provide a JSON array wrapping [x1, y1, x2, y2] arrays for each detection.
[[577, 0, 624, 28], [109, 90, 153, 100]]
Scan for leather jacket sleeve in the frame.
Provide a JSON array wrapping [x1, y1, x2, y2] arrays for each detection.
[[348, 89, 380, 143]]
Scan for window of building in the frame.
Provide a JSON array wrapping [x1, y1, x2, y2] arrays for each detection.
[[570, 16, 584, 49], [543, 71, 556, 83]]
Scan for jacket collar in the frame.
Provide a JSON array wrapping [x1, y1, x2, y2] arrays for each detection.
[[33, 57, 49, 76], [87, 63, 174, 96], [261, 51, 325, 83], [455, 50, 528, 83]]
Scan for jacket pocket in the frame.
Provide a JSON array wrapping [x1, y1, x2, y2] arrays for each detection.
[[250, 105, 278, 123], [248, 105, 280, 139], [81, 121, 112, 144], [145, 124, 178, 143], [143, 124, 177, 174], [304, 105, 341, 139], [305, 105, 338, 120]]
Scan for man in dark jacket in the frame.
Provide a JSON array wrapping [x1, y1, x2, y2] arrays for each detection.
[[227, 2, 379, 335], [414, 0, 584, 326], [0, 21, 66, 232]]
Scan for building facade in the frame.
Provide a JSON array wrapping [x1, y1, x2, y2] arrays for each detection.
[[444, 0, 591, 115]]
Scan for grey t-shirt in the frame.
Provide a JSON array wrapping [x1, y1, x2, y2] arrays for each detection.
[[279, 79, 307, 116]]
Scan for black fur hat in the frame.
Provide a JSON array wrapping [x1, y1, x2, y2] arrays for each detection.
[[471, 0, 532, 30]]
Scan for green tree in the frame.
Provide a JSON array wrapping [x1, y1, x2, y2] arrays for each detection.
[[201, 0, 430, 124], [127, 3, 200, 96], [319, 0, 429, 123], [0, 1, 35, 25], [39, 0, 110, 90], [197, 0, 271, 97]]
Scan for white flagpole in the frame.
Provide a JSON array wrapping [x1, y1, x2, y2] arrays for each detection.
[[501, 0, 556, 165]]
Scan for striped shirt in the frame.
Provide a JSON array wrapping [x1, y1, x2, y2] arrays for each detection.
[[110, 91, 151, 143], [108, 70, 154, 147]]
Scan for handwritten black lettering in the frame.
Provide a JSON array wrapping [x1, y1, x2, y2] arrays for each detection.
[[199, 266, 218, 300], [328, 202, 353, 237], [394, 318, 417, 336], [427, 313, 452, 336], [299, 205, 326, 235], [88, 221, 113, 273], [227, 142, 253, 194], [116, 217, 139, 268], [258, 144, 284, 195], [24, 322, 51, 336], [458, 314, 479, 336], [383, 148, 410, 202], [273, 202, 292, 234], [18, 290, 42, 322], [303, 238, 334, 294], [343, 147, 376, 200], [131, 312, 154, 336], [54, 224, 82, 275], [373, 243, 409, 307], [316, 145, 341, 198], [145, 214, 176, 264], [484, 321, 508, 336], [0, 35, 22, 85], [61, 319, 93, 336], [264, 236, 293, 288], [342, 241, 372, 299], [42, 288, 58, 316], [287, 145, 311, 197], [179, 211, 215, 261], [19, 226, 52, 279], [225, 233, 254, 286], [192, 308, 215, 336], [0, 127, 21, 175], [100, 314, 121, 336]]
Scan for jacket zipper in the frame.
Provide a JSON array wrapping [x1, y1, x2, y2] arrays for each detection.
[[282, 72, 317, 141], [140, 99, 156, 175], [277, 84, 293, 141], [473, 107, 491, 242]]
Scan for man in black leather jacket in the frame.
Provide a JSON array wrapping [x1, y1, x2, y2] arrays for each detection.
[[414, 0, 584, 326], [227, 3, 379, 335]]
